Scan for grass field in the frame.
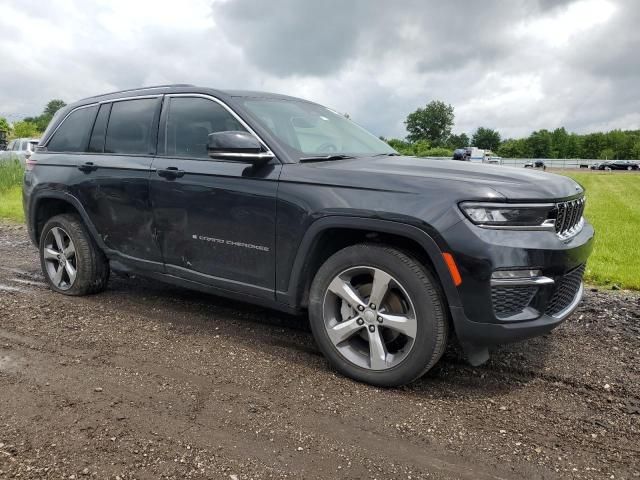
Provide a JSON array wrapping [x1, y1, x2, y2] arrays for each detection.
[[0, 160, 25, 222], [565, 172, 640, 289], [0, 162, 638, 289]]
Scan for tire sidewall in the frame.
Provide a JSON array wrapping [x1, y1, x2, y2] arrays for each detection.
[[309, 245, 445, 387], [39, 215, 90, 295]]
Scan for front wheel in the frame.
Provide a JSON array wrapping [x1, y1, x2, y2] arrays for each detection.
[[308, 244, 448, 387]]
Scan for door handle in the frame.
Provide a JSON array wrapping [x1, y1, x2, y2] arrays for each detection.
[[78, 161, 98, 173], [157, 167, 185, 179]]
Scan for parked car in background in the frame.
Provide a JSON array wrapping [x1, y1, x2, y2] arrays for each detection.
[[0, 138, 40, 164], [596, 160, 638, 171], [589, 162, 601, 170], [452, 148, 470, 161], [524, 160, 546, 170]]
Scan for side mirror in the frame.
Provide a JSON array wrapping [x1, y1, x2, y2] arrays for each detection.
[[207, 131, 274, 166]]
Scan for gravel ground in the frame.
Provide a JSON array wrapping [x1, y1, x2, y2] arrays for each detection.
[[0, 222, 638, 480]]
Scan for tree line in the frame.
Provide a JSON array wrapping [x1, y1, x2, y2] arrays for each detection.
[[384, 100, 640, 160]]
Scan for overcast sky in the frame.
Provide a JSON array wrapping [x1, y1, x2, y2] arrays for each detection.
[[0, 0, 638, 139]]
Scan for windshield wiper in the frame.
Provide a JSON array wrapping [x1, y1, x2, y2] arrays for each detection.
[[299, 154, 356, 162]]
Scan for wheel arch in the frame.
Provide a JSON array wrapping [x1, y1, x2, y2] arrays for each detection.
[[29, 191, 106, 251], [279, 216, 462, 311]]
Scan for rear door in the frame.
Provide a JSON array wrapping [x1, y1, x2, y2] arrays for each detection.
[[43, 98, 163, 270], [149, 94, 281, 298]]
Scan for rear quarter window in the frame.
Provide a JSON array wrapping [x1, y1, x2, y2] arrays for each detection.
[[47, 106, 98, 152]]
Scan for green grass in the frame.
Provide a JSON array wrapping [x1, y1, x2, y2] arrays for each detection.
[[0, 160, 25, 222], [0, 185, 24, 222], [565, 172, 640, 290], [0, 160, 638, 289]]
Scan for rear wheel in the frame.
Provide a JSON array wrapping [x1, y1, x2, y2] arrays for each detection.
[[39, 214, 109, 296], [309, 244, 448, 387]]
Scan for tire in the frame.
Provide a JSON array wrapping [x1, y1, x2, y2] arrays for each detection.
[[308, 244, 448, 387], [39, 214, 109, 296]]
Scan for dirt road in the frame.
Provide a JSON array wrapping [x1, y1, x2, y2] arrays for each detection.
[[0, 222, 638, 479]]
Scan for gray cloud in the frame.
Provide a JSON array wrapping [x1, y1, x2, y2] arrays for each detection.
[[0, 0, 638, 140]]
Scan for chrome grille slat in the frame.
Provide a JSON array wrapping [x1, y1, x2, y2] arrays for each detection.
[[554, 196, 585, 239], [568, 200, 578, 231]]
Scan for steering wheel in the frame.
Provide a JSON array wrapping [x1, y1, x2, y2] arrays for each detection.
[[316, 142, 338, 153]]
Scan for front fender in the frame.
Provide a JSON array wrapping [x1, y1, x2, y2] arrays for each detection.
[[277, 216, 462, 310]]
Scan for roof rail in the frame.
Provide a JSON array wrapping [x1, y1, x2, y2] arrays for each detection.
[[82, 84, 196, 100]]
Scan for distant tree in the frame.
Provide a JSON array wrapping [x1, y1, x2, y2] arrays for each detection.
[[580, 132, 606, 159], [497, 138, 529, 158], [405, 100, 454, 146], [564, 133, 582, 158], [631, 141, 640, 160], [526, 130, 553, 158], [12, 121, 40, 138], [471, 127, 501, 151], [607, 129, 633, 160], [23, 99, 67, 133], [550, 127, 569, 158], [0, 117, 9, 132], [446, 132, 469, 149], [44, 99, 66, 118], [598, 148, 615, 160]]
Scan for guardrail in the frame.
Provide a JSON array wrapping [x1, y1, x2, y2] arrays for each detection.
[[420, 157, 637, 169]]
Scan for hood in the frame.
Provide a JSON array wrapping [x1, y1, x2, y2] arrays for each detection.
[[299, 156, 583, 202]]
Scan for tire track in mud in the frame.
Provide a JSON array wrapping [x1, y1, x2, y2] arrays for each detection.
[[0, 330, 516, 480]]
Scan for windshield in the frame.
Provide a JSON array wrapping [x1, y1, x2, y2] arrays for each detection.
[[241, 98, 396, 159]]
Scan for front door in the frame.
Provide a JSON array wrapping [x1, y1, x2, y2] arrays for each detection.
[[149, 95, 280, 298]]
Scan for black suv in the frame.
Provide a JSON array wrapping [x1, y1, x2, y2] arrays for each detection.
[[597, 161, 638, 171], [23, 85, 594, 386]]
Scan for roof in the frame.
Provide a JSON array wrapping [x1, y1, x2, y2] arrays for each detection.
[[72, 85, 315, 108], [221, 89, 315, 102]]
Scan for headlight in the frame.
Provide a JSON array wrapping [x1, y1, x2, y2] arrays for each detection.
[[459, 202, 555, 228]]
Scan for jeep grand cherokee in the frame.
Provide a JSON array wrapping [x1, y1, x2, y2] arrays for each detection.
[[23, 85, 594, 386]]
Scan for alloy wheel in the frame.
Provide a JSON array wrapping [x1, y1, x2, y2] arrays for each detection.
[[322, 266, 417, 370], [43, 227, 77, 290]]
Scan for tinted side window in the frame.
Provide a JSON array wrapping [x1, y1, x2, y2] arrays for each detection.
[[88, 103, 111, 153], [105, 99, 157, 155], [47, 105, 98, 152], [164, 97, 246, 158]]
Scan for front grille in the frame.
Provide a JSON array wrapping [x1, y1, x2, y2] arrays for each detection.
[[554, 197, 585, 239], [492, 285, 538, 318], [545, 264, 585, 316]]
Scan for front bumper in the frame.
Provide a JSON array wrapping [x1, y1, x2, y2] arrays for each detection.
[[450, 282, 583, 348], [440, 216, 594, 350]]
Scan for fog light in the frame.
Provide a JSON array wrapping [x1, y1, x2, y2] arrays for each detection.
[[491, 269, 554, 286], [491, 269, 542, 280]]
